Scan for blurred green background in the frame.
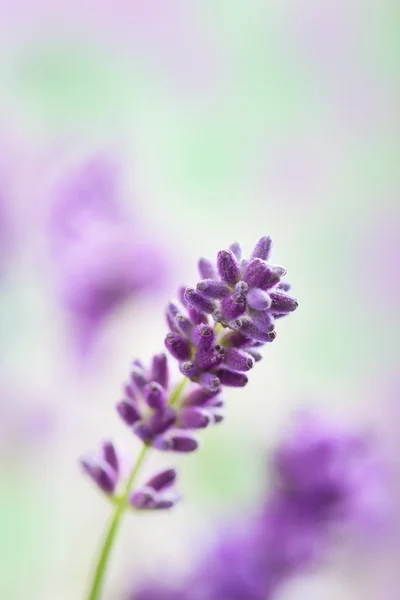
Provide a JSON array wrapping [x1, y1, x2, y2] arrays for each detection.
[[0, 1, 398, 599]]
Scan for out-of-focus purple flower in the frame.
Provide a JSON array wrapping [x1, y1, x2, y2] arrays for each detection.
[[49, 155, 167, 355], [81, 441, 120, 496], [131, 411, 389, 599], [165, 237, 298, 392], [130, 467, 180, 510]]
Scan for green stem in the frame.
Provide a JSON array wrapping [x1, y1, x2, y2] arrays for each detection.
[[86, 445, 149, 600], [86, 376, 189, 600]]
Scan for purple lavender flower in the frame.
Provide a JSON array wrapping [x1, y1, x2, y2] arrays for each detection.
[[130, 468, 180, 510], [81, 441, 120, 495], [117, 353, 223, 451], [49, 155, 167, 355], [131, 412, 388, 599], [165, 237, 297, 391]]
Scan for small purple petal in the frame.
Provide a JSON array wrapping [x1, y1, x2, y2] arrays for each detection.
[[133, 422, 153, 444], [151, 353, 169, 389], [199, 372, 221, 392], [182, 387, 220, 407], [192, 324, 216, 351], [130, 488, 155, 509], [217, 249, 240, 285], [270, 291, 299, 313], [243, 259, 271, 288], [232, 318, 277, 343], [196, 279, 230, 299], [278, 281, 291, 292], [251, 236, 272, 261], [146, 468, 178, 491], [188, 306, 208, 325], [220, 330, 254, 349], [144, 382, 167, 410], [149, 407, 176, 435], [166, 302, 180, 331], [175, 314, 193, 337], [116, 399, 142, 426], [246, 288, 272, 311], [195, 346, 225, 370], [224, 348, 255, 372], [165, 332, 191, 361], [248, 309, 275, 333], [221, 293, 247, 320], [215, 368, 249, 387], [229, 242, 242, 260], [180, 407, 212, 429], [169, 433, 199, 453], [130, 364, 148, 391], [185, 288, 215, 314], [81, 457, 117, 495], [180, 361, 199, 379], [102, 441, 119, 474], [198, 257, 218, 280], [123, 383, 136, 400]]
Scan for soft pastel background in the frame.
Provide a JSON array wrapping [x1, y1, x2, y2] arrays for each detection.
[[0, 1, 398, 599]]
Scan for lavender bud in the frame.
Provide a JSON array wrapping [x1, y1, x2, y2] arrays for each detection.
[[181, 407, 212, 429], [229, 241, 242, 260], [185, 288, 215, 314], [217, 249, 240, 285], [130, 488, 155, 509], [196, 347, 224, 370], [246, 288, 272, 311], [116, 399, 141, 426], [192, 324, 215, 351], [183, 387, 220, 407], [188, 306, 208, 325], [251, 236, 272, 261], [248, 309, 274, 333], [243, 259, 271, 288], [180, 361, 199, 379], [262, 266, 287, 289], [196, 279, 230, 299], [224, 348, 255, 372], [130, 364, 148, 391], [175, 314, 193, 337], [169, 433, 199, 452], [102, 441, 119, 474], [146, 468, 178, 491], [198, 257, 218, 280], [133, 422, 153, 444], [270, 291, 299, 313], [232, 318, 277, 343], [165, 333, 191, 361], [151, 353, 169, 389], [220, 330, 254, 348], [199, 372, 220, 392], [166, 302, 180, 331], [144, 382, 167, 410], [215, 368, 249, 388], [81, 457, 117, 495], [221, 293, 246, 320], [278, 281, 291, 292], [124, 383, 136, 400], [149, 407, 176, 435]]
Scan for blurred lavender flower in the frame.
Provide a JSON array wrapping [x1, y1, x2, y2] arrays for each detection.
[[49, 155, 167, 355], [131, 412, 388, 600]]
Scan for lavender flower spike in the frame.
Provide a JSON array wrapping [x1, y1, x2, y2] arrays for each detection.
[[165, 236, 298, 392]]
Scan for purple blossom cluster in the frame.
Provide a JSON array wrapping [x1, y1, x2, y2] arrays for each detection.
[[132, 412, 388, 600], [81, 237, 297, 514], [165, 237, 297, 391]]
